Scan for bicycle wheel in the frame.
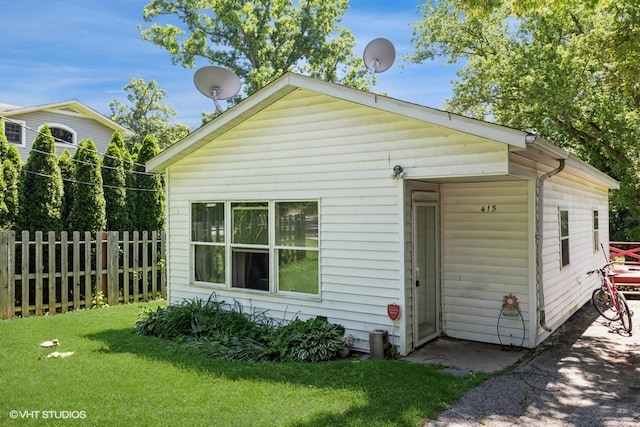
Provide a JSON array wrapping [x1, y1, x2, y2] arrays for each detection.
[[616, 293, 633, 333], [592, 288, 619, 321]]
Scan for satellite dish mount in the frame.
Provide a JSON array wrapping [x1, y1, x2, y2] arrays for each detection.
[[194, 66, 242, 114], [363, 38, 396, 74]]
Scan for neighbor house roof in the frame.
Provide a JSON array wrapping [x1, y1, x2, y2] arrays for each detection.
[[0, 99, 134, 138], [145, 72, 618, 190]]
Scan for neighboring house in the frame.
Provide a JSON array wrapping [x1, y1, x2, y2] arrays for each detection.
[[0, 100, 133, 162], [147, 73, 618, 356]]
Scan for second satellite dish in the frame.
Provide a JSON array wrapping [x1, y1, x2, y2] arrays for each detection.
[[194, 66, 242, 113], [363, 38, 396, 73]]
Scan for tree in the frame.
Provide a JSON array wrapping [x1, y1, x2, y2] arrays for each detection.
[[102, 132, 129, 231], [411, 0, 640, 240], [0, 124, 21, 230], [70, 139, 106, 233], [133, 135, 165, 231], [58, 150, 75, 232], [138, 0, 369, 99], [18, 125, 63, 233], [110, 77, 190, 150]]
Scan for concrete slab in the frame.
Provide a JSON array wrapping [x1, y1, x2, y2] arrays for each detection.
[[401, 338, 528, 375]]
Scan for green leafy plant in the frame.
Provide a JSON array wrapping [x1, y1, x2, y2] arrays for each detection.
[[134, 295, 350, 362], [91, 291, 109, 309]]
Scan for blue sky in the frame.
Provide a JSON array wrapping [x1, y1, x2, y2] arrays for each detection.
[[0, 0, 458, 130]]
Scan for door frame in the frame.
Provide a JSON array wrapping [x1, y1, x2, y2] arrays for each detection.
[[412, 191, 441, 347]]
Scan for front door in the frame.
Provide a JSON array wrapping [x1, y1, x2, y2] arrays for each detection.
[[413, 197, 440, 346]]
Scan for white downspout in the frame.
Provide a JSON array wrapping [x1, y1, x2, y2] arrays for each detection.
[[535, 159, 565, 332]]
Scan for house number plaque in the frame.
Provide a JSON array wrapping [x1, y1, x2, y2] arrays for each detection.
[[480, 205, 497, 213]]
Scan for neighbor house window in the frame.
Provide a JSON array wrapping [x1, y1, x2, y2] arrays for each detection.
[[593, 210, 599, 252], [40, 123, 77, 145], [560, 209, 570, 267], [190, 200, 320, 295], [191, 202, 226, 284], [4, 120, 26, 145]]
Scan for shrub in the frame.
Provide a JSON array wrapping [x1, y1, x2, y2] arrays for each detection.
[[133, 295, 350, 362], [18, 125, 63, 233]]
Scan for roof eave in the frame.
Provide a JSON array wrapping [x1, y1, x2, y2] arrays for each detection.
[[1, 99, 134, 138]]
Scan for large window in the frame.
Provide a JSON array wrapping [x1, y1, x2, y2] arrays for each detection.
[[191, 200, 319, 295], [560, 209, 570, 267]]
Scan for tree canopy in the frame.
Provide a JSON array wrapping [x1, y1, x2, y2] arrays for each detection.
[[411, 0, 640, 240], [110, 77, 190, 150], [138, 0, 369, 100]]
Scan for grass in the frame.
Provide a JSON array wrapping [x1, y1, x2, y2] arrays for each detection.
[[0, 301, 488, 427]]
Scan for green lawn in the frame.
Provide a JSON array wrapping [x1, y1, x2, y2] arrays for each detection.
[[0, 301, 487, 427]]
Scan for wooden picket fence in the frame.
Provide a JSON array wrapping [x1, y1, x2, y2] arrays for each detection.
[[0, 230, 166, 320]]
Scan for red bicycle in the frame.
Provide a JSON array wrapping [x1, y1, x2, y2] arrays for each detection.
[[588, 262, 633, 333]]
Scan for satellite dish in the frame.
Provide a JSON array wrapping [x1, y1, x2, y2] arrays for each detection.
[[194, 66, 242, 113], [363, 38, 396, 74]]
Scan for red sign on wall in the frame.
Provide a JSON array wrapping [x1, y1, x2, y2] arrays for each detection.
[[387, 303, 401, 321]]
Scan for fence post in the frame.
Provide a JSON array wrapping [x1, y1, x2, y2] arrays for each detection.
[[35, 231, 43, 316], [0, 231, 10, 320], [21, 231, 29, 317], [48, 231, 56, 315], [107, 231, 119, 306]]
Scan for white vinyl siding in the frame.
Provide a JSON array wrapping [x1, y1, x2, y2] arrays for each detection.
[[165, 89, 513, 352], [440, 181, 530, 345], [161, 82, 615, 354], [535, 172, 610, 343]]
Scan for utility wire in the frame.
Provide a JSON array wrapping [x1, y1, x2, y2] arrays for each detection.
[[0, 115, 163, 175], [23, 169, 161, 193]]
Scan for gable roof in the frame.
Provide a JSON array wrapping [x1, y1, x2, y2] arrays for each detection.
[[0, 99, 134, 138], [145, 73, 618, 190], [148, 73, 535, 172]]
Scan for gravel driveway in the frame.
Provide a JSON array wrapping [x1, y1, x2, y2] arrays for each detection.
[[425, 299, 640, 426]]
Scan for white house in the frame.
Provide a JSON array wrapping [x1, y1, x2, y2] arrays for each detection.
[[1, 100, 133, 162], [147, 73, 618, 356]]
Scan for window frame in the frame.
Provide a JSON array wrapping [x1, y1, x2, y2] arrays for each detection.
[[191, 202, 226, 286], [593, 210, 600, 253], [3, 119, 26, 146], [39, 123, 77, 146], [559, 209, 570, 267], [189, 200, 320, 298]]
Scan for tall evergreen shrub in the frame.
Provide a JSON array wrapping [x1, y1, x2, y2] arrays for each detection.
[[58, 150, 75, 231], [102, 132, 128, 231], [124, 142, 138, 231], [70, 139, 106, 233], [134, 135, 164, 231], [18, 125, 63, 234], [0, 131, 22, 230]]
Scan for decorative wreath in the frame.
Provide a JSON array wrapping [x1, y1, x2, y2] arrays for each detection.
[[502, 293, 519, 310]]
